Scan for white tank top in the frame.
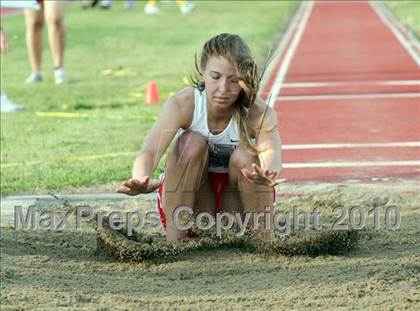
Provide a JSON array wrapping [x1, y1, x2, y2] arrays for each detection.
[[178, 88, 241, 173]]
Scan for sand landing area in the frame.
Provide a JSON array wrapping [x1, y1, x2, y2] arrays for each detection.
[[1, 181, 419, 310]]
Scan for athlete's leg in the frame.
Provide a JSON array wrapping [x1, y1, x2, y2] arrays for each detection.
[[193, 178, 216, 215], [24, 6, 44, 73], [163, 131, 209, 240], [44, 0, 67, 69], [220, 181, 242, 214], [228, 145, 274, 237]]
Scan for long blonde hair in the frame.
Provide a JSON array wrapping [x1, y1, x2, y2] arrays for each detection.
[[191, 33, 265, 155]]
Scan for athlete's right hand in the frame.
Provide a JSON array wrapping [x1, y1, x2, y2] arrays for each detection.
[[116, 176, 160, 196]]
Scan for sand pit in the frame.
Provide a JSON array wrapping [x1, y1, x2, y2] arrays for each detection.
[[1, 182, 419, 310], [95, 215, 360, 263]]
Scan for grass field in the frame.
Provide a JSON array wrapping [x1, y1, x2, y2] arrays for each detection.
[[385, 0, 420, 37], [0, 1, 295, 194]]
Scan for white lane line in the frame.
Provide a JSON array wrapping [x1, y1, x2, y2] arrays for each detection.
[[283, 142, 420, 150], [277, 80, 420, 88], [380, 80, 420, 86], [284, 160, 420, 169], [260, 2, 306, 89], [369, 1, 420, 66], [373, 1, 420, 54], [267, 1, 314, 108], [277, 92, 420, 101]]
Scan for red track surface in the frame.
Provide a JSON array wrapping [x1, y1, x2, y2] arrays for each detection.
[[0, 8, 21, 16], [261, 1, 420, 183]]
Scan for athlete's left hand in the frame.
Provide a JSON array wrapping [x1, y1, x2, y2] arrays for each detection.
[[241, 163, 285, 187]]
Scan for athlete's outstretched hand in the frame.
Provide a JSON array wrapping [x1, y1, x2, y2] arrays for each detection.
[[116, 176, 161, 196], [241, 163, 285, 187]]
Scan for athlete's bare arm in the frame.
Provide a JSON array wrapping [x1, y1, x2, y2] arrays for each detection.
[[116, 87, 194, 195], [242, 100, 284, 187]]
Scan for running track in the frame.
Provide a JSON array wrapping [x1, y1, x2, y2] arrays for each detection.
[[260, 1, 420, 183]]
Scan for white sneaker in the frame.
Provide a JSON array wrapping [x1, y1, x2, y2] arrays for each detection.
[[1, 92, 25, 112], [100, 0, 112, 9], [180, 2, 194, 14], [144, 3, 160, 14], [54, 67, 68, 85], [25, 71, 43, 83]]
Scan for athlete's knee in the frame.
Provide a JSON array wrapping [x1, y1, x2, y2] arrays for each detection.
[[45, 13, 64, 29], [26, 16, 44, 30], [229, 145, 257, 171], [176, 131, 208, 162]]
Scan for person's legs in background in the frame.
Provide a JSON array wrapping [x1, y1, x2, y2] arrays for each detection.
[[44, 0, 67, 84], [1, 10, 25, 111], [96, 0, 136, 10], [82, 0, 99, 9], [144, 0, 160, 14], [24, 6, 44, 83], [0, 92, 25, 112], [99, 0, 112, 9], [145, 0, 194, 15], [176, 0, 194, 15], [125, 0, 136, 10]]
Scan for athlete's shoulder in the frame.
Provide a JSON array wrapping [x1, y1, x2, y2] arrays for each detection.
[[169, 86, 194, 108], [172, 86, 195, 102], [165, 86, 195, 129]]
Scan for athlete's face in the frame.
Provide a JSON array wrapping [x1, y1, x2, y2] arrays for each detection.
[[203, 56, 242, 108]]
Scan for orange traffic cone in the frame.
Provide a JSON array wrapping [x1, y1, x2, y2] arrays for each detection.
[[145, 81, 159, 104]]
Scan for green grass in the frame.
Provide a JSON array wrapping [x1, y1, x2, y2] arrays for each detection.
[[1, 1, 296, 194], [385, 0, 420, 37]]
